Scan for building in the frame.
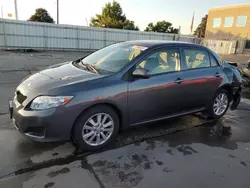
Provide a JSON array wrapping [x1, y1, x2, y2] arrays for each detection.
[[205, 4, 250, 42]]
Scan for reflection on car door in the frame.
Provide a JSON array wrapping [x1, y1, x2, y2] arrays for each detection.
[[128, 48, 186, 125], [178, 48, 223, 111]]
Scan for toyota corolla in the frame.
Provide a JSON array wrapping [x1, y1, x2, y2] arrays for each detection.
[[9, 41, 243, 150]]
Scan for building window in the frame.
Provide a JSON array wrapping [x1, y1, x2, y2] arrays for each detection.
[[213, 18, 221, 28], [236, 16, 247, 27], [224, 17, 234, 27]]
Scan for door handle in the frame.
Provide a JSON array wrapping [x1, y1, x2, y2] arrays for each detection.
[[174, 78, 183, 84], [214, 73, 221, 77]]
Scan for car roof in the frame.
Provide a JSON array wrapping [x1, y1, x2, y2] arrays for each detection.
[[123, 40, 204, 49]]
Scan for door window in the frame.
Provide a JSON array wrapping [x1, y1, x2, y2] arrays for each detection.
[[183, 49, 210, 69], [137, 49, 180, 75], [210, 55, 219, 67]]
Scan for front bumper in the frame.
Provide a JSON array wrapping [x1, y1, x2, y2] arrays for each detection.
[[9, 100, 75, 142]]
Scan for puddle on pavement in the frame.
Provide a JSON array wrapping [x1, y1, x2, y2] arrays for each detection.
[[2, 111, 249, 180], [15, 139, 63, 159], [0, 171, 32, 188], [0, 114, 209, 179], [156, 118, 250, 150], [116, 115, 211, 148]]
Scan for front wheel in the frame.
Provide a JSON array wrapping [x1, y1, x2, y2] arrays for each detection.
[[73, 105, 119, 151], [207, 89, 229, 119]]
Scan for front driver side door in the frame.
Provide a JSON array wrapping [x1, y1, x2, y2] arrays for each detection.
[[128, 47, 185, 125]]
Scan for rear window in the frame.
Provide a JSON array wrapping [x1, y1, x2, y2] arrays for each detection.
[[183, 49, 210, 69]]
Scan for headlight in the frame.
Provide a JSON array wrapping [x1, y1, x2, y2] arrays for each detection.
[[30, 96, 73, 110]]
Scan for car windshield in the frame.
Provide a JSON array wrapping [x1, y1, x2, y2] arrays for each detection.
[[78, 43, 147, 73]]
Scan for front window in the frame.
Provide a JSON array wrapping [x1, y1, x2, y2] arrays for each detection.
[[137, 48, 180, 75], [213, 18, 221, 28], [77, 43, 147, 73]]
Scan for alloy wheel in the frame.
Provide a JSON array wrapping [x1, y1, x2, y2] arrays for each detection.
[[213, 93, 228, 116], [82, 113, 114, 146]]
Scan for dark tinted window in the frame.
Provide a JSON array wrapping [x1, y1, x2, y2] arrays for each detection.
[[184, 49, 210, 69]]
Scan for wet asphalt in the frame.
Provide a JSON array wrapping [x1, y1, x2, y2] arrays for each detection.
[[0, 51, 250, 188]]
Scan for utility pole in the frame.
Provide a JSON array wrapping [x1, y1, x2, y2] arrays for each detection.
[[57, 0, 59, 24], [178, 26, 181, 41], [85, 18, 88, 26], [14, 0, 18, 20], [1, 5, 3, 18]]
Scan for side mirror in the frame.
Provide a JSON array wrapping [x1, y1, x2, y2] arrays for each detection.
[[132, 68, 150, 79]]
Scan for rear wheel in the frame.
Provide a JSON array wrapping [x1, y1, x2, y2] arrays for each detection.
[[73, 105, 119, 151], [207, 89, 229, 119]]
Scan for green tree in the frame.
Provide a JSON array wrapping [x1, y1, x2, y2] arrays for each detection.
[[90, 1, 139, 30], [145, 20, 179, 34], [28, 8, 54, 23], [193, 14, 208, 38], [123, 20, 139, 31]]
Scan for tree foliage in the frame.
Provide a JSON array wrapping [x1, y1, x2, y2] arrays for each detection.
[[193, 14, 207, 38], [123, 20, 139, 31], [28, 8, 54, 23], [90, 1, 139, 30], [145, 20, 179, 34]]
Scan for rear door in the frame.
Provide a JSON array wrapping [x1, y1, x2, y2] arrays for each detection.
[[178, 47, 223, 110]]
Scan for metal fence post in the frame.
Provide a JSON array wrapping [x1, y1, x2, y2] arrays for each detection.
[[44, 24, 48, 51], [104, 29, 107, 46], [76, 28, 79, 50], [3, 19, 7, 49], [89, 27, 92, 50]]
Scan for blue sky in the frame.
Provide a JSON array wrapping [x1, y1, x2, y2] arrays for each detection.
[[0, 0, 250, 34]]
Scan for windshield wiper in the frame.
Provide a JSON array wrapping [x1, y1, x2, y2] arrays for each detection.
[[80, 62, 99, 74]]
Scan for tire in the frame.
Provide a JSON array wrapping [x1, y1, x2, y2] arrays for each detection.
[[207, 89, 229, 119], [73, 105, 119, 151]]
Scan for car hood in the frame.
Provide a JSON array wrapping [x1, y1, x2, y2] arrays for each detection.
[[16, 62, 105, 104]]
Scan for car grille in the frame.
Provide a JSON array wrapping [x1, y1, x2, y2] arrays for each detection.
[[15, 90, 27, 104]]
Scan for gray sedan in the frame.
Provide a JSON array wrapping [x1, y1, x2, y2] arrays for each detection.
[[9, 41, 243, 150]]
